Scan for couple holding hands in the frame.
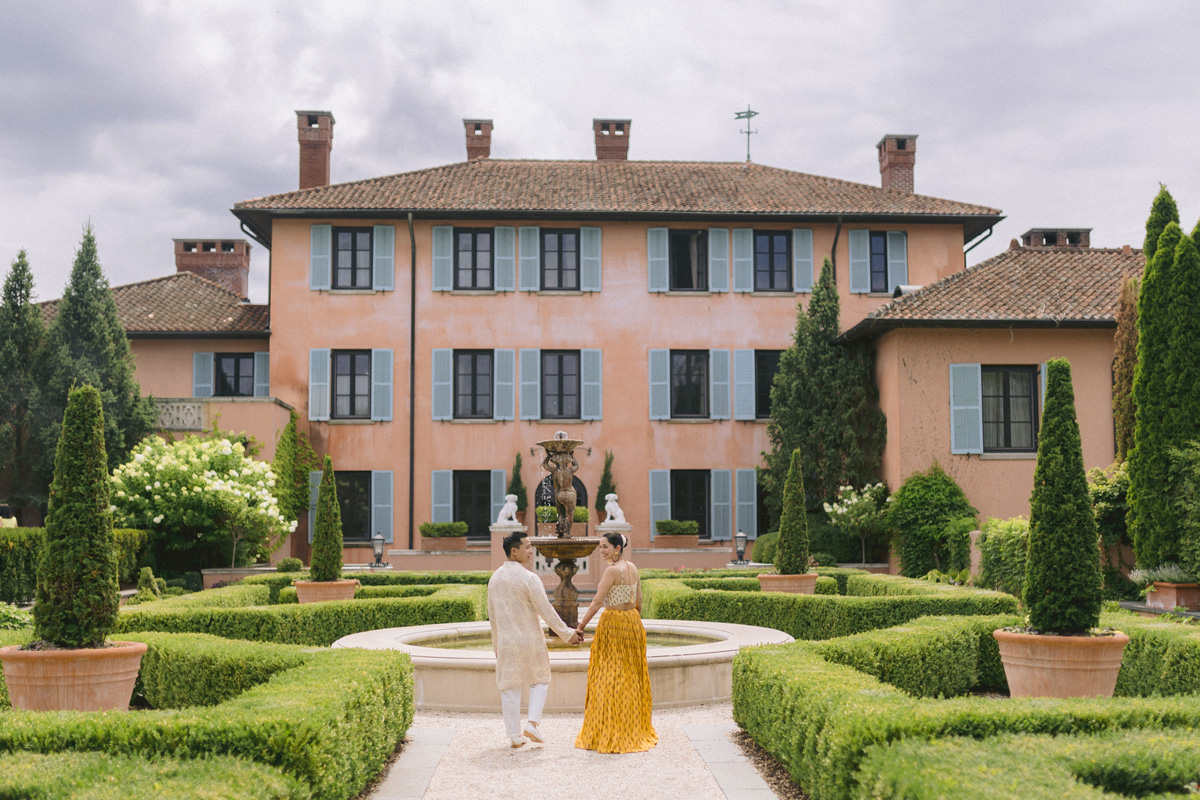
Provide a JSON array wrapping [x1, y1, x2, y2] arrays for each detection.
[[487, 530, 658, 754]]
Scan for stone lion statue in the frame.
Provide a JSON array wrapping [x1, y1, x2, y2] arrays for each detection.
[[495, 493, 520, 525], [603, 493, 626, 524]]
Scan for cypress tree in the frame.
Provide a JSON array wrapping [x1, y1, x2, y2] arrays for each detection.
[[1129, 222, 1188, 567], [35, 225, 156, 490], [594, 450, 616, 518], [309, 455, 343, 582], [774, 449, 810, 575], [271, 410, 319, 522], [32, 385, 120, 648], [1111, 274, 1139, 462], [0, 250, 47, 516], [1024, 359, 1102, 635], [1143, 185, 1179, 261], [508, 452, 528, 513], [763, 259, 886, 523]]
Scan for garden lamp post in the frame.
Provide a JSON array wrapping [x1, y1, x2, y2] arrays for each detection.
[[734, 530, 748, 564], [372, 531, 385, 567]]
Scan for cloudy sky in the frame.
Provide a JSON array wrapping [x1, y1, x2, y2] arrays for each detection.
[[3, 1, 1198, 304]]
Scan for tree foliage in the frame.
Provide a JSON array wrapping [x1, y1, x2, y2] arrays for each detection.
[[309, 455, 343, 582], [763, 259, 886, 523], [888, 463, 976, 578], [508, 452, 528, 513], [1112, 274, 1139, 462], [1143, 184, 1179, 261], [32, 385, 119, 648], [0, 250, 46, 515], [1024, 359, 1102, 635], [595, 449, 616, 517], [774, 449, 811, 575], [270, 410, 320, 522]]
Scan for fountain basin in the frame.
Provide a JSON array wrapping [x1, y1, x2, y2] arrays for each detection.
[[333, 619, 793, 712], [529, 536, 601, 559]]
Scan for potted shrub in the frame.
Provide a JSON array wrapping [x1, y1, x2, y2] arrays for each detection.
[[293, 456, 359, 603], [534, 505, 587, 537], [507, 453, 528, 524], [994, 359, 1128, 698], [1129, 563, 1200, 611], [418, 521, 469, 550], [0, 385, 147, 711], [759, 448, 819, 593], [596, 450, 617, 522], [654, 519, 699, 548]]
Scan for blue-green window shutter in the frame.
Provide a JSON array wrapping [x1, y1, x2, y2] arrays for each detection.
[[649, 470, 670, 541], [519, 348, 541, 420], [949, 363, 983, 454], [733, 349, 755, 420], [793, 229, 814, 293], [494, 226, 516, 291], [372, 471, 394, 544], [373, 225, 395, 291], [371, 349, 393, 421], [581, 349, 602, 420], [886, 231, 907, 292], [580, 227, 602, 292], [310, 225, 331, 291], [708, 228, 729, 292], [432, 349, 453, 421], [193, 352, 214, 397], [647, 228, 668, 292], [518, 227, 540, 291], [710, 349, 731, 420], [848, 230, 870, 293], [432, 226, 453, 291], [490, 469, 506, 525], [648, 349, 670, 420], [431, 470, 453, 523], [308, 470, 322, 543], [308, 349, 330, 421], [253, 352, 270, 397], [493, 349, 515, 421], [732, 229, 754, 292], [711, 469, 733, 540], [736, 469, 758, 539]]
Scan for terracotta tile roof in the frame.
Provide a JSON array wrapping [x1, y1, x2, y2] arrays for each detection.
[[40, 272, 269, 336], [235, 159, 1002, 220], [844, 245, 1144, 340]]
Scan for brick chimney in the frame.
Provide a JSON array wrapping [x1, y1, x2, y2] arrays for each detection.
[[463, 119, 493, 160], [877, 134, 917, 192], [296, 110, 335, 190], [174, 239, 252, 299], [593, 119, 631, 161], [1020, 228, 1092, 248]]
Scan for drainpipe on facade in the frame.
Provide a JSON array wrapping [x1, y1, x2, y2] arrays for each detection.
[[830, 215, 843, 275], [963, 224, 995, 265], [407, 212, 417, 549]]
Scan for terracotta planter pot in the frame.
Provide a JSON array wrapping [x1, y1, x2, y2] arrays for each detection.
[[0, 640, 147, 712], [654, 534, 699, 548], [536, 522, 587, 538], [1145, 582, 1200, 611], [293, 578, 360, 604], [993, 629, 1129, 698], [420, 536, 467, 551], [757, 573, 819, 594]]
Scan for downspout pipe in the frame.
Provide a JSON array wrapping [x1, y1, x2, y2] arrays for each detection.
[[963, 224, 996, 260], [407, 212, 417, 549], [830, 215, 843, 277]]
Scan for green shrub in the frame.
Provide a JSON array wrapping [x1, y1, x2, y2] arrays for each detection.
[[418, 521, 469, 538], [889, 463, 976, 577], [278, 583, 440, 604], [808, 513, 864, 564], [811, 551, 837, 567], [0, 751, 306, 800], [121, 583, 271, 611], [976, 516, 1029, 596], [242, 569, 490, 604], [137, 566, 161, 597], [161, 586, 186, 597], [310, 455, 343, 582], [154, 577, 166, 595], [0, 602, 31, 630], [816, 566, 870, 595], [275, 557, 303, 572], [1089, 460, 1130, 554], [941, 516, 974, 573], [775, 448, 810, 575], [33, 385, 119, 648], [1128, 561, 1197, 586], [0, 526, 147, 604], [1172, 439, 1200, 579], [751, 532, 778, 563], [594, 449, 615, 518], [655, 519, 699, 536], [1026, 358, 1103, 634], [508, 452, 529, 512], [573, 505, 588, 523]]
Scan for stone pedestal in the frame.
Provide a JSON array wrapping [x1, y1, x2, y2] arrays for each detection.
[[596, 521, 633, 539]]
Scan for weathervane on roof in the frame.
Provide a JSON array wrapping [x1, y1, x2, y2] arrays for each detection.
[[734, 105, 759, 162]]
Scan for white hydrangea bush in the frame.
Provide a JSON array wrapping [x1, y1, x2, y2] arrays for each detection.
[[823, 482, 892, 563], [111, 435, 297, 565]]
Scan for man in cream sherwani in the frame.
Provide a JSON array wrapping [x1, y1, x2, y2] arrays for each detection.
[[488, 530, 581, 748]]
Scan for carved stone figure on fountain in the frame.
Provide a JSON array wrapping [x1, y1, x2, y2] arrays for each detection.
[[541, 449, 580, 538]]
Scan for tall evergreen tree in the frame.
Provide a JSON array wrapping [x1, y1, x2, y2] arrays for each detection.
[[270, 410, 319, 522], [34, 225, 156, 491], [309, 455, 343, 582], [1024, 359, 1102, 635], [1143, 185, 1179, 261], [1112, 274, 1139, 462], [763, 258, 886, 523], [595, 450, 616, 518], [774, 448, 810, 575], [0, 250, 46, 515]]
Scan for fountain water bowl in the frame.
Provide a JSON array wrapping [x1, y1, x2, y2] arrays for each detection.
[[333, 619, 793, 712]]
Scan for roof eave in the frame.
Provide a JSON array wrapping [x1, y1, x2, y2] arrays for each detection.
[[841, 316, 1116, 342], [126, 330, 271, 340]]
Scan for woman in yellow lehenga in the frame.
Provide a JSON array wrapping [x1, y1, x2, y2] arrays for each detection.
[[573, 532, 657, 753]]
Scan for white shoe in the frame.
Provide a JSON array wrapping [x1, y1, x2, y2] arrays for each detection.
[[510, 737, 527, 749], [522, 722, 544, 743]]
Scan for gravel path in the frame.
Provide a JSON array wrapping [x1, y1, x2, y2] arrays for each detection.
[[369, 702, 779, 800]]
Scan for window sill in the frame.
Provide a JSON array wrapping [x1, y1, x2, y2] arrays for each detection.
[[739, 417, 771, 424], [533, 290, 590, 296], [324, 419, 377, 426], [448, 418, 501, 424], [867, 292, 894, 298], [749, 291, 800, 297], [978, 451, 1037, 460], [322, 289, 379, 295], [444, 289, 501, 296], [663, 418, 718, 424], [532, 418, 593, 424], [662, 290, 713, 297]]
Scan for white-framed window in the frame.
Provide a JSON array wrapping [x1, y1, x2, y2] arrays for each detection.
[[193, 351, 269, 398]]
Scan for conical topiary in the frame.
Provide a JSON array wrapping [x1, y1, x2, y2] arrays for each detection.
[[309, 455, 343, 582], [774, 448, 811, 575], [32, 384, 120, 648], [1024, 359, 1102, 635]]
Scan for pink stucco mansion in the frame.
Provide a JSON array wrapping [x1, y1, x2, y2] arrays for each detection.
[[50, 112, 1141, 571]]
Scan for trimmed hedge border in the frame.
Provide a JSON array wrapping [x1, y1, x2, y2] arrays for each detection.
[[276, 584, 441, 604], [0, 632, 413, 800], [242, 570, 491, 603], [0, 527, 149, 604], [856, 729, 1200, 800], [0, 750, 306, 800], [732, 611, 1200, 800]]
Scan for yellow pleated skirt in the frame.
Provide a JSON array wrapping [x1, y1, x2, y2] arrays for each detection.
[[575, 607, 658, 753]]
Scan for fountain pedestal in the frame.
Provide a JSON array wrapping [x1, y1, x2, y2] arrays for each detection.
[[530, 536, 601, 629]]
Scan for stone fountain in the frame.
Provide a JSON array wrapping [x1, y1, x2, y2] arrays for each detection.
[[529, 431, 601, 628]]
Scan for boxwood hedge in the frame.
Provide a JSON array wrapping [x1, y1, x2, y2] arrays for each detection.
[[276, 583, 441, 604], [241, 569, 490, 603], [0, 527, 149, 604]]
